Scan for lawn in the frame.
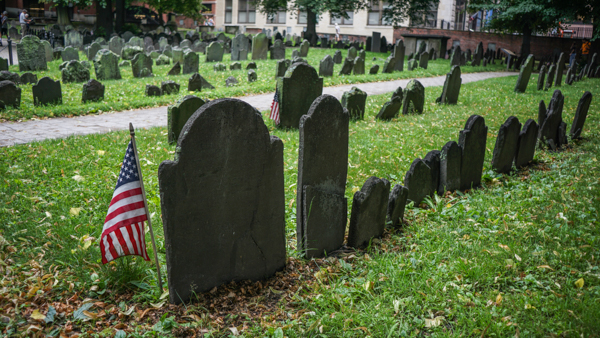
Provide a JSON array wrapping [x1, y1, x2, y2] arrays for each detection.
[[0, 47, 505, 122], [0, 73, 598, 337]]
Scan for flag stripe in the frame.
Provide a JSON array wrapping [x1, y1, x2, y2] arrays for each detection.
[[103, 201, 147, 228], [102, 214, 148, 240]]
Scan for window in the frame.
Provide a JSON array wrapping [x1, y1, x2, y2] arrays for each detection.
[[225, 0, 232, 23], [330, 11, 354, 25], [238, 0, 255, 24], [268, 10, 286, 24], [411, 3, 437, 28], [298, 11, 307, 24], [368, 1, 392, 26]]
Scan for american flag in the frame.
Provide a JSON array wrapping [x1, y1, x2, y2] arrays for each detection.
[[269, 88, 280, 125], [100, 141, 150, 264]]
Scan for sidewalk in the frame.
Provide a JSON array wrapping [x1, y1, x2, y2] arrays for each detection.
[[0, 71, 515, 147]]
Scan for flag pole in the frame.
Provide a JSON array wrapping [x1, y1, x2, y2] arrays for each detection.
[[129, 123, 163, 292]]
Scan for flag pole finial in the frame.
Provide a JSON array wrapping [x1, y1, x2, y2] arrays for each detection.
[[129, 122, 135, 136]]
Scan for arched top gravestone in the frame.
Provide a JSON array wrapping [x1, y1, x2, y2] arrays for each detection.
[[437, 65, 461, 104], [514, 54, 534, 93], [167, 95, 207, 144], [17, 36, 48, 72], [64, 30, 83, 49], [206, 42, 224, 62], [94, 49, 121, 80], [491, 116, 522, 173], [158, 98, 286, 304], [458, 115, 488, 190], [276, 63, 323, 129], [232, 33, 249, 61], [570, 91, 593, 139], [252, 33, 268, 60]]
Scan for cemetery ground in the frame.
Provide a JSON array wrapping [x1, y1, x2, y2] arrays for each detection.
[[1, 74, 599, 337], [0, 48, 503, 122]]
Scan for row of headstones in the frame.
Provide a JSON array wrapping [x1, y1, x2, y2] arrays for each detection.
[[449, 43, 491, 68], [144, 69, 257, 98], [0, 77, 105, 108]]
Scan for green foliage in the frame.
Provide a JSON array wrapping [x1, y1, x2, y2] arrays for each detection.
[[383, 0, 441, 27], [144, 0, 206, 21]]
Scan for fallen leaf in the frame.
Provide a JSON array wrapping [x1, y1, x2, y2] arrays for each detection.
[[524, 304, 535, 310], [574, 278, 584, 288], [514, 254, 521, 262], [537, 265, 554, 271], [70, 208, 82, 216], [498, 244, 510, 251], [495, 293, 503, 306], [424, 316, 444, 328], [72, 175, 85, 182], [30, 310, 46, 321], [228, 327, 239, 336], [363, 281, 374, 292], [97, 150, 105, 156]]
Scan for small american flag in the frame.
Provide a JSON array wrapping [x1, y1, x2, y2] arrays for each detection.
[[100, 141, 150, 264], [269, 88, 280, 125]]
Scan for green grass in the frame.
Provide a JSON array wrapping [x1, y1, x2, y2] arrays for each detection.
[[0, 74, 598, 337], [0, 49, 504, 121]]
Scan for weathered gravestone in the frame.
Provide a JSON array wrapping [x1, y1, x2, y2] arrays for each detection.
[[291, 50, 300, 59], [214, 63, 226, 71], [171, 48, 183, 64], [491, 116, 522, 173], [554, 52, 567, 86], [145, 85, 162, 96], [276, 63, 323, 128], [17, 36, 48, 72], [86, 42, 102, 61], [387, 184, 409, 227], [32, 77, 62, 106], [565, 67, 573, 85], [41, 40, 53, 62], [64, 30, 83, 49], [299, 40, 309, 57], [82, 79, 105, 103], [179, 39, 190, 49], [514, 54, 535, 93], [0, 57, 7, 71], [347, 47, 357, 60], [132, 53, 153, 78], [407, 59, 418, 71], [297, 95, 349, 258], [341, 87, 367, 120], [0, 81, 21, 109], [570, 91, 593, 139], [472, 42, 483, 66], [188, 73, 215, 91], [353, 57, 365, 75], [545, 65, 556, 91], [401, 80, 425, 115], [450, 46, 461, 67], [183, 50, 199, 74], [393, 40, 405, 72], [436, 65, 461, 104], [231, 34, 249, 61], [0, 71, 20, 83], [61, 60, 90, 83], [276, 59, 291, 78], [205, 42, 223, 62], [538, 90, 565, 149], [230, 62, 241, 70], [225, 76, 238, 87], [371, 32, 381, 53], [319, 55, 334, 77], [108, 37, 124, 57], [405, 158, 432, 205], [158, 98, 286, 304], [156, 54, 171, 66], [458, 115, 488, 190], [418, 52, 429, 69], [128, 36, 144, 49], [252, 33, 268, 60], [61, 46, 79, 62], [121, 31, 134, 43], [93, 49, 121, 80], [167, 95, 207, 144], [439, 141, 461, 192], [248, 69, 257, 82], [382, 55, 396, 73], [369, 65, 379, 74], [333, 50, 342, 64], [246, 62, 257, 70], [20, 73, 37, 84], [423, 150, 441, 196], [514, 119, 539, 168], [270, 39, 285, 60], [339, 58, 353, 75], [161, 81, 180, 95], [537, 65, 547, 91], [122, 45, 143, 60], [376, 87, 403, 120], [347, 176, 390, 248]]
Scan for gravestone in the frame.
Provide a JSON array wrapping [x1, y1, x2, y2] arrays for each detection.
[[387, 184, 408, 227], [128, 36, 144, 49], [17, 36, 48, 72], [565, 67, 573, 85], [64, 30, 83, 49], [144, 36, 154, 51], [0, 71, 20, 83], [418, 52, 429, 69], [108, 36, 124, 57], [179, 39, 191, 49], [230, 62, 241, 70], [407, 59, 418, 71], [20, 73, 37, 84], [0, 81, 21, 109], [42, 40, 53, 62], [491, 116, 522, 173], [158, 98, 286, 304], [423, 150, 441, 196], [570, 91, 592, 139], [545, 65, 556, 91], [276, 63, 323, 128], [0, 58, 7, 71], [276, 59, 291, 78], [183, 50, 199, 74], [297, 95, 349, 258], [61, 46, 79, 62], [342, 87, 367, 120], [188, 73, 215, 91], [132, 53, 153, 78], [121, 31, 134, 43], [248, 69, 257, 82], [292, 50, 299, 59], [205, 42, 224, 62], [62, 60, 90, 83], [246, 62, 257, 70], [270, 39, 285, 60], [299, 40, 309, 57], [167, 95, 207, 144], [231, 34, 249, 61], [225, 76, 238, 87], [537, 65, 547, 91], [161, 81, 180, 95], [252, 33, 268, 60], [347, 176, 390, 248], [376, 88, 403, 120], [450, 46, 461, 67], [538, 90, 564, 148], [333, 50, 342, 64], [156, 54, 171, 66], [86, 42, 102, 61], [514, 54, 534, 93], [32, 77, 62, 106], [82, 79, 105, 103], [214, 63, 226, 71], [404, 158, 432, 205], [401, 80, 425, 115], [436, 65, 461, 104], [347, 47, 357, 60], [554, 52, 567, 86], [382, 55, 396, 73], [371, 32, 381, 53], [393, 40, 405, 72], [319, 55, 334, 77], [353, 57, 365, 75], [370, 65, 379, 74], [458, 115, 488, 190], [122, 45, 143, 60], [439, 141, 461, 193], [171, 48, 184, 64], [164, 62, 180, 76], [514, 119, 539, 168]]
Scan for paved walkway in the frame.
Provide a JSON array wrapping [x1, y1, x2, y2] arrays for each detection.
[[0, 71, 515, 147]]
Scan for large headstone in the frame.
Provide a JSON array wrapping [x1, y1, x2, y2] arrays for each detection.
[[401, 80, 425, 115], [347, 177, 390, 248], [167, 95, 207, 144], [418, 52, 429, 69], [554, 52, 567, 86], [17, 36, 48, 72], [188, 73, 215, 91], [404, 158, 432, 205], [387, 184, 409, 227], [0, 81, 21, 109], [537, 65, 547, 91], [436, 65, 461, 104], [158, 98, 285, 304], [393, 40, 405, 72], [270, 39, 285, 60], [276, 63, 323, 128], [82, 79, 105, 103], [41, 40, 53, 62], [319, 55, 334, 77], [231, 34, 249, 61], [371, 32, 381, 53], [341, 87, 367, 120], [353, 57, 365, 75], [347, 47, 357, 60], [32, 77, 62, 106], [183, 50, 199, 74], [251, 33, 268, 60], [299, 40, 309, 57], [570, 91, 593, 139], [458, 115, 488, 190], [439, 141, 461, 193], [297, 95, 349, 258], [94, 49, 121, 80], [61, 46, 79, 62], [61, 60, 90, 83], [538, 90, 565, 148], [514, 119, 539, 168], [491, 116, 522, 173], [450, 46, 461, 67], [86, 42, 102, 61], [132, 53, 153, 78], [514, 54, 534, 93], [64, 30, 83, 49], [205, 42, 224, 62]]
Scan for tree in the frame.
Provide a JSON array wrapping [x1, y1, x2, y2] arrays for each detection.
[[468, 0, 566, 56], [95, 0, 114, 36], [143, 0, 206, 25], [40, 0, 93, 26]]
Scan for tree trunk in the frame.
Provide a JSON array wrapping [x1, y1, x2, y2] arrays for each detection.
[[306, 8, 317, 36], [95, 0, 114, 37], [520, 25, 532, 57], [115, 0, 125, 33], [56, 4, 71, 26]]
